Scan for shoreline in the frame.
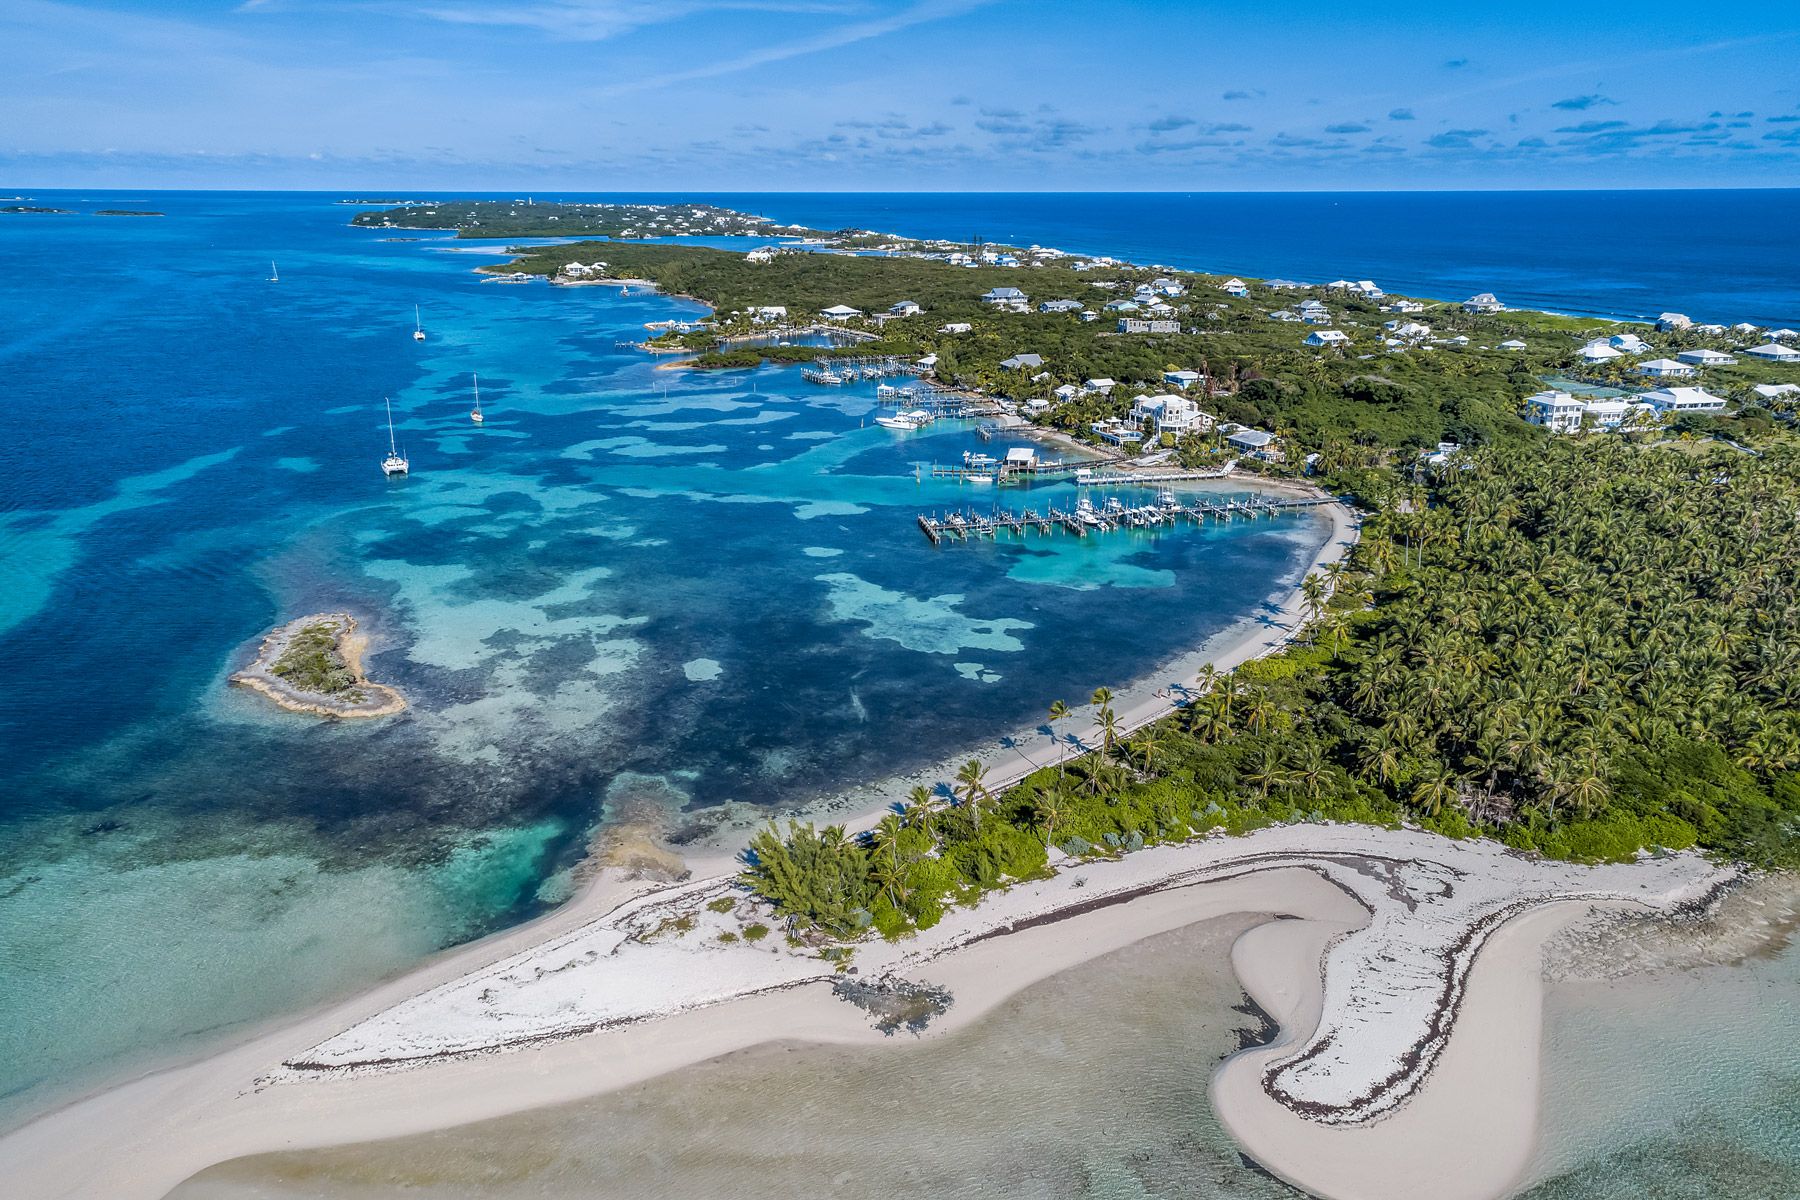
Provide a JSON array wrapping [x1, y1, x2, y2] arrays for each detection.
[[228, 613, 405, 719], [0, 827, 1733, 1200]]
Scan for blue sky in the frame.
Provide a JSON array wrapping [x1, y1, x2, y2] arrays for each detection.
[[5, 0, 1799, 189]]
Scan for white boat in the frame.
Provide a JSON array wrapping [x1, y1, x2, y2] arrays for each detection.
[[268, 261, 279, 283], [412, 305, 426, 342], [876, 408, 932, 431], [1075, 497, 1103, 526], [966, 472, 995, 484], [469, 372, 484, 424], [381, 396, 409, 476]]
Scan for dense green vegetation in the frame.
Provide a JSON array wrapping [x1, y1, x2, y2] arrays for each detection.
[[744, 439, 1800, 942], [351, 200, 813, 240], [270, 622, 363, 699]]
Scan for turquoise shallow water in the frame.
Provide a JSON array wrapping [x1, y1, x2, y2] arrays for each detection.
[[0, 195, 1325, 1124]]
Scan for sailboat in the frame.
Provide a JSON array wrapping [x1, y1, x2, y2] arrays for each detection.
[[268, 261, 279, 283], [469, 373, 484, 424], [412, 305, 426, 341], [381, 396, 409, 476]]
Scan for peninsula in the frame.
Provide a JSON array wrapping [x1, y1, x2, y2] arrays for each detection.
[[230, 613, 405, 719]]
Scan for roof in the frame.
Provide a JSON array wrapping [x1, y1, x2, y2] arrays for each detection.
[[984, 286, 1026, 299], [1642, 386, 1726, 407], [1745, 342, 1800, 358], [820, 304, 861, 316], [1226, 429, 1276, 447], [999, 353, 1044, 369]]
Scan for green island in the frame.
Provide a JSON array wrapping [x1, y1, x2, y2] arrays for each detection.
[[348, 202, 1800, 939], [351, 199, 815, 239], [230, 613, 406, 719], [94, 209, 164, 217], [746, 438, 1800, 940], [1, 205, 72, 214]]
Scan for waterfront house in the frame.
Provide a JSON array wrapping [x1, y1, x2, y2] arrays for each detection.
[[889, 300, 923, 317], [1657, 313, 1692, 331], [1306, 330, 1351, 348], [745, 246, 778, 264], [1000, 353, 1044, 371], [1642, 385, 1728, 414], [1130, 393, 1213, 437], [1053, 383, 1081, 401], [1677, 348, 1736, 367], [1118, 317, 1180, 334], [1384, 320, 1431, 340], [1744, 342, 1800, 363], [1225, 428, 1282, 460], [939, 321, 973, 334], [1221, 278, 1249, 297], [1090, 418, 1143, 447], [752, 305, 788, 324], [1499, 339, 1528, 351], [1463, 293, 1504, 314], [1005, 447, 1040, 470], [1732, 323, 1762, 336], [1635, 358, 1696, 378], [1083, 377, 1117, 394], [820, 304, 862, 322], [1163, 369, 1206, 389], [1024, 398, 1051, 414]]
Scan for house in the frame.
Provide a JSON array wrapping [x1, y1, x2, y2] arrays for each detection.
[[1004, 447, 1040, 470], [917, 353, 939, 370], [1356, 280, 1385, 300], [1306, 330, 1351, 348], [982, 286, 1029, 310], [1264, 279, 1304, 290], [1130, 393, 1213, 436], [1163, 369, 1206, 389], [820, 304, 862, 322], [1744, 342, 1800, 363], [561, 261, 593, 278], [1752, 383, 1800, 401], [1499, 339, 1528, 351], [1053, 383, 1081, 401], [1385, 299, 1427, 314], [999, 353, 1044, 371], [752, 305, 788, 323], [1269, 310, 1301, 323], [1642, 386, 1728, 414], [1090, 419, 1143, 446], [1677, 348, 1736, 367], [1039, 299, 1084, 313], [744, 246, 778, 264], [1103, 299, 1140, 313], [1384, 320, 1431, 340], [1220, 278, 1249, 297], [1634, 358, 1696, 378], [1525, 389, 1656, 433], [1118, 317, 1180, 334], [1524, 391, 1588, 434], [1656, 313, 1692, 332], [1609, 333, 1651, 353], [1083, 377, 1117, 394], [1732, 323, 1762, 336], [1423, 441, 1464, 467], [1225, 428, 1282, 460], [888, 300, 923, 317], [939, 322, 972, 334], [1024, 398, 1051, 414], [1579, 340, 1625, 363], [1463, 293, 1504, 314], [1151, 277, 1185, 296], [1769, 328, 1799, 342]]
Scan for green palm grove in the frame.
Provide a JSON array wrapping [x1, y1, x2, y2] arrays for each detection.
[[743, 438, 1800, 942]]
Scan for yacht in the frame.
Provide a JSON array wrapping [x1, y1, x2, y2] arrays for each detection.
[[412, 305, 426, 342], [381, 396, 409, 476], [469, 373, 484, 424], [966, 472, 995, 485], [875, 408, 932, 431]]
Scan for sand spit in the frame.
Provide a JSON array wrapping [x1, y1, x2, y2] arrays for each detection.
[[229, 613, 405, 719]]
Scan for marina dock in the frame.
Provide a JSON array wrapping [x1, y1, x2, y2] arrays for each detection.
[[916, 494, 1333, 544]]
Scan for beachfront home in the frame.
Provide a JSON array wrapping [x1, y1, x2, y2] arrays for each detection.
[[1306, 330, 1351, 348], [1499, 339, 1528, 351], [1090, 419, 1143, 447], [1130, 393, 1214, 437], [1463, 293, 1504, 314], [1118, 317, 1180, 334], [820, 304, 863, 322], [1163, 369, 1206, 390], [889, 300, 923, 317], [1642, 386, 1728, 415], [1635, 358, 1697, 379], [1039, 299, 1084, 313], [939, 322, 973, 335], [1221, 278, 1249, 297], [1000, 353, 1044, 371], [982, 286, 1029, 311], [752, 305, 788, 324], [1677, 349, 1736, 367], [1657, 313, 1693, 331], [1053, 383, 1081, 402], [1225, 428, 1282, 460], [1732, 323, 1762, 336], [1744, 342, 1800, 363], [1024, 398, 1051, 414]]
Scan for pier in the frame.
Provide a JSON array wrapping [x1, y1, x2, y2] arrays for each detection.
[[916, 494, 1333, 544], [921, 459, 1237, 485]]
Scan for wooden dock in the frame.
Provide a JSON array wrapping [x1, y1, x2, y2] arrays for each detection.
[[916, 494, 1333, 544]]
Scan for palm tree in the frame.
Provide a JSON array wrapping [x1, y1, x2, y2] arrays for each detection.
[[955, 759, 991, 830], [1033, 782, 1070, 848], [1247, 746, 1297, 800], [1047, 699, 1071, 778], [1409, 765, 1459, 817], [903, 784, 940, 837]]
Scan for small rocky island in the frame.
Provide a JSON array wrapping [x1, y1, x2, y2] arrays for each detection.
[[231, 613, 405, 719]]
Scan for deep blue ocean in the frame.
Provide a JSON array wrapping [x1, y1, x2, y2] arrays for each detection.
[[3, 191, 1796, 1196]]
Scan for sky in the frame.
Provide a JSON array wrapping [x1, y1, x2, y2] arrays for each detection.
[[4, 0, 1800, 190]]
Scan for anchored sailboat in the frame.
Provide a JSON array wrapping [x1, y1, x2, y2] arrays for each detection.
[[412, 305, 426, 341], [470, 373, 484, 424], [381, 396, 409, 476]]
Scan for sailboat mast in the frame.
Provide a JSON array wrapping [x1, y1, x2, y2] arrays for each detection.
[[385, 396, 398, 456], [473, 373, 481, 411]]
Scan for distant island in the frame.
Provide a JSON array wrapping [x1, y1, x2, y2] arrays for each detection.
[[94, 209, 164, 217], [351, 198, 826, 240], [1, 205, 71, 214], [231, 614, 405, 719]]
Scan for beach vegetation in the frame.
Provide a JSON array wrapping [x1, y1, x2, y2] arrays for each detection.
[[706, 895, 737, 914], [269, 621, 362, 699], [743, 922, 771, 942]]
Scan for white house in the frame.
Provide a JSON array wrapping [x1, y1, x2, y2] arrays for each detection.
[[888, 300, 923, 317], [1634, 358, 1696, 378], [1385, 299, 1427, 314], [820, 304, 862, 322], [1118, 317, 1180, 334], [1220, 278, 1249, 297], [1752, 383, 1800, 402], [1163, 369, 1206, 389], [1039, 299, 1084, 313], [1744, 342, 1800, 363], [1053, 383, 1081, 401], [752, 305, 788, 323], [744, 246, 778, 264], [1499, 339, 1528, 351], [1225, 428, 1282, 459], [1083, 377, 1117, 394], [1732, 323, 1762, 336], [1525, 390, 1656, 434], [1579, 340, 1625, 363], [1642, 386, 1728, 414], [999, 353, 1044, 370], [1463, 293, 1504, 314], [1024, 398, 1051, 414], [1130, 393, 1213, 437], [1004, 447, 1040, 470], [939, 322, 973, 334], [1525, 391, 1588, 433], [1306, 329, 1351, 348], [1103, 298, 1140, 313], [1657, 313, 1692, 331], [1383, 320, 1431, 340], [1676, 348, 1736, 367], [982, 286, 1029, 310], [1090, 419, 1143, 447], [1609, 333, 1651, 353], [1769, 328, 1799, 342], [1269, 310, 1302, 323], [1151, 277, 1185, 296]]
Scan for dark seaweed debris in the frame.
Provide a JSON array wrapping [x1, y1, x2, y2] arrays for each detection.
[[832, 976, 953, 1036]]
